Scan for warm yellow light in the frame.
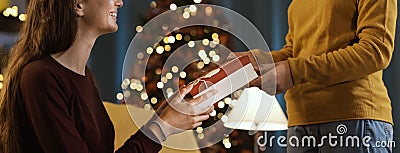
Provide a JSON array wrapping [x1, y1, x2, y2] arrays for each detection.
[[209, 110, 216, 116], [170, 3, 177, 11], [183, 12, 190, 19], [213, 39, 220, 44], [224, 143, 231, 149], [146, 47, 153, 54], [150, 1, 157, 8], [184, 8, 190, 13], [144, 104, 151, 110], [212, 55, 220, 62], [217, 113, 223, 119], [168, 36, 175, 43], [0, 82, 3, 89], [198, 50, 207, 59], [189, 5, 197, 13], [136, 85, 143, 91], [155, 68, 162, 75], [209, 41, 217, 48], [175, 34, 183, 40], [203, 58, 211, 65], [212, 33, 219, 40], [166, 88, 173, 94], [163, 37, 169, 44], [224, 97, 232, 104], [151, 97, 158, 104], [137, 52, 144, 60], [171, 66, 179, 73], [202, 39, 210, 46], [179, 71, 187, 78], [218, 101, 225, 108], [121, 84, 128, 90], [123, 91, 131, 98], [223, 138, 232, 148], [0, 74, 3, 81], [188, 41, 195, 48], [136, 25, 143, 33], [197, 62, 205, 69], [166, 73, 173, 79], [205, 6, 213, 16], [10, 6, 17, 17], [161, 77, 168, 83], [221, 115, 229, 122], [141, 92, 148, 100], [209, 50, 216, 57], [156, 46, 164, 54], [3, 11, 8, 17], [164, 45, 171, 51], [3, 7, 11, 17], [190, 11, 197, 17], [194, 0, 202, 3], [197, 133, 205, 140], [130, 83, 137, 90], [196, 127, 204, 133], [223, 137, 230, 144], [116, 93, 124, 100], [212, 20, 219, 26], [157, 82, 164, 89]]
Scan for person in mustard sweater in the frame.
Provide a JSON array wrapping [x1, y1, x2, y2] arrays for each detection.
[[234, 0, 397, 152]]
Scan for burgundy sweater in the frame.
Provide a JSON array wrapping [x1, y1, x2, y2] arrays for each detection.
[[17, 56, 161, 153]]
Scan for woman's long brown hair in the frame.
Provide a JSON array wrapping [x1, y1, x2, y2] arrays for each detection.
[[0, 0, 78, 152]]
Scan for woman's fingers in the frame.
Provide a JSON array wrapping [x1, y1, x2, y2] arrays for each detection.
[[189, 89, 218, 105], [193, 114, 210, 123], [178, 83, 193, 100]]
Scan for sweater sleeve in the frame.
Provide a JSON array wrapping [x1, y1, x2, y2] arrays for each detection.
[[288, 0, 397, 85], [250, 26, 294, 64], [20, 68, 92, 153], [271, 31, 294, 62]]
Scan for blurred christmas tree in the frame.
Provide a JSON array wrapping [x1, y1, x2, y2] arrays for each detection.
[[119, 0, 255, 152]]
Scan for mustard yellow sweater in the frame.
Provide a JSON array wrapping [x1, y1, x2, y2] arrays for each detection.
[[251, 0, 397, 126]]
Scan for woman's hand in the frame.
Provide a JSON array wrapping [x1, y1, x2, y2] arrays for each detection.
[[155, 84, 216, 137]]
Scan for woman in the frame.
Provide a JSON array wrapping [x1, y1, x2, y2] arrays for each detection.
[[0, 0, 213, 152]]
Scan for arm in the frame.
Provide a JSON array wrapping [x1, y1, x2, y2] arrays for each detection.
[[288, 0, 397, 85], [117, 84, 214, 153], [21, 68, 163, 153]]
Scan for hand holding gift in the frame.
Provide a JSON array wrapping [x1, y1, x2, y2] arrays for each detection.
[[188, 55, 259, 108], [228, 50, 293, 95]]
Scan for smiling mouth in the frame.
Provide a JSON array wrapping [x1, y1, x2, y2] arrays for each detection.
[[110, 12, 117, 18]]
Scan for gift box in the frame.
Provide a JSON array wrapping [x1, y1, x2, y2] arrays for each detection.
[[189, 55, 258, 108]]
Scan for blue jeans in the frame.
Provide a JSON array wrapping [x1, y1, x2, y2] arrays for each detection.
[[287, 120, 394, 153]]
